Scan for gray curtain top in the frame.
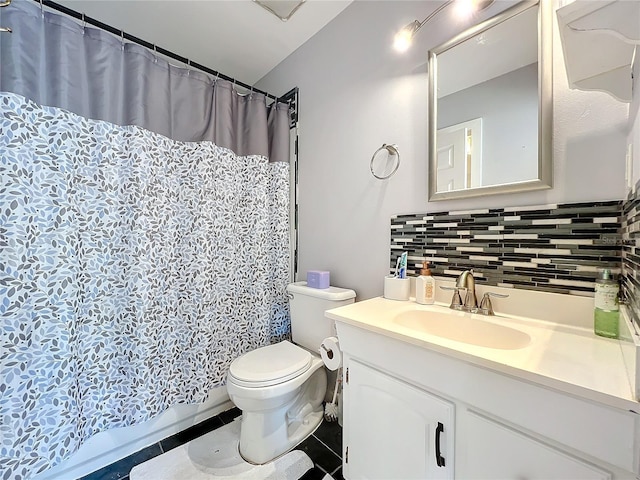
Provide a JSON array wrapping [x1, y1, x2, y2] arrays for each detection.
[[0, 0, 290, 162]]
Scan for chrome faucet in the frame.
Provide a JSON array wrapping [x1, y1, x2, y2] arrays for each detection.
[[455, 269, 478, 311], [441, 269, 510, 315]]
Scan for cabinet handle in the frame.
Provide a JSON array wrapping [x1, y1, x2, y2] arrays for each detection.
[[435, 422, 445, 467]]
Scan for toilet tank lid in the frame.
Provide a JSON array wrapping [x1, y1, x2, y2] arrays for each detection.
[[287, 282, 356, 301]]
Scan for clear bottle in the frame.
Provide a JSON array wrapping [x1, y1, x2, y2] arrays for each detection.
[[416, 261, 436, 305], [594, 269, 619, 339]]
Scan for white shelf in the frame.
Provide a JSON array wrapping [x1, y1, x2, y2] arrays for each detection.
[[557, 0, 638, 102]]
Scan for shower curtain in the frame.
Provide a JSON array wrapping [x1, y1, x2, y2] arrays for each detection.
[[0, 2, 292, 479]]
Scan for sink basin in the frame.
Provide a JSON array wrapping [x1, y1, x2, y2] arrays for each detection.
[[393, 309, 531, 350]]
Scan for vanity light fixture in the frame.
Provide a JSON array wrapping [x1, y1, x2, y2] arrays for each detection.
[[393, 0, 495, 52]]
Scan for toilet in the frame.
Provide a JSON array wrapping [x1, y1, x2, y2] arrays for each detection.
[[226, 281, 356, 464]]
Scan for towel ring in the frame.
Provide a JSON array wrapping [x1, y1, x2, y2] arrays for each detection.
[[1, 0, 15, 32], [370, 144, 400, 180]]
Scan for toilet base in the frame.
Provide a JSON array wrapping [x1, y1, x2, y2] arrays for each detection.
[[236, 366, 327, 465], [238, 409, 323, 465]]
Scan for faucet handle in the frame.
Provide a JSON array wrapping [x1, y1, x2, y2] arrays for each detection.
[[479, 292, 509, 315], [440, 286, 465, 310]]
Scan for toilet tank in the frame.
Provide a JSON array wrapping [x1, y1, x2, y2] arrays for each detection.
[[286, 281, 356, 352]]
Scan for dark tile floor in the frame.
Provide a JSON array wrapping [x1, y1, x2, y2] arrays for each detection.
[[79, 407, 343, 480]]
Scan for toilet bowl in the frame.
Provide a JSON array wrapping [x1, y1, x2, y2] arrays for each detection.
[[226, 282, 356, 465], [227, 341, 327, 464]]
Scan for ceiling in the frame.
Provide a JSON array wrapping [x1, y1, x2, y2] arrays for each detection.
[[57, 0, 352, 87]]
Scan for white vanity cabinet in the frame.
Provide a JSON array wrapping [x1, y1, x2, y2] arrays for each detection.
[[344, 359, 454, 479], [335, 319, 640, 480]]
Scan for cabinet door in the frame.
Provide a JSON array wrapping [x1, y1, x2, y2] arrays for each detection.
[[459, 411, 612, 479], [344, 359, 454, 480]]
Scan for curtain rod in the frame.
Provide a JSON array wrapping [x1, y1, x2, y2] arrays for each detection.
[[34, 0, 286, 104]]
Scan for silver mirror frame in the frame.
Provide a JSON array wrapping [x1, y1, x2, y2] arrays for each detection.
[[428, 0, 552, 201]]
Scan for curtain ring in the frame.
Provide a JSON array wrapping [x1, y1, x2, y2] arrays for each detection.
[[81, 13, 86, 32], [120, 30, 125, 50], [370, 144, 400, 180], [39, 0, 44, 17], [153, 44, 158, 63]]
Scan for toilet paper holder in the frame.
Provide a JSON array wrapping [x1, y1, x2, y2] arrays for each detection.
[[320, 344, 334, 359], [320, 336, 342, 371]]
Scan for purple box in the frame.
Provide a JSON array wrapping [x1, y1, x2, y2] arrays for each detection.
[[307, 270, 330, 289]]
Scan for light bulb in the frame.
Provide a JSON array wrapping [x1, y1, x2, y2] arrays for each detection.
[[453, 0, 494, 19], [393, 30, 413, 52], [393, 21, 420, 53], [453, 0, 475, 17]]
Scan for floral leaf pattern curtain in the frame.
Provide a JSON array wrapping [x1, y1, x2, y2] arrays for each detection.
[[0, 92, 290, 479]]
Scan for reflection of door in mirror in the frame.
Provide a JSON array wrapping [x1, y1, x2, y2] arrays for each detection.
[[437, 118, 482, 192]]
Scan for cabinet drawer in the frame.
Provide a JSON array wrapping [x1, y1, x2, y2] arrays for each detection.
[[458, 411, 612, 479], [464, 371, 639, 473]]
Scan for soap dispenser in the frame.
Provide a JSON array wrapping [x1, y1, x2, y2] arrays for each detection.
[[416, 261, 436, 305], [594, 269, 619, 338]]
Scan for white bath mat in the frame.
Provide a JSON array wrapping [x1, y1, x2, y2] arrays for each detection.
[[130, 418, 313, 480]]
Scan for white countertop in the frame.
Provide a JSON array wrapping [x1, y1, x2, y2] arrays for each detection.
[[326, 296, 638, 412]]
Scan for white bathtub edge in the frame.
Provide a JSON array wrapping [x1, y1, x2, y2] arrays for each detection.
[[34, 386, 232, 480]]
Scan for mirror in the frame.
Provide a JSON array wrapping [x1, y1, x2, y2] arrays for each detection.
[[428, 0, 552, 201]]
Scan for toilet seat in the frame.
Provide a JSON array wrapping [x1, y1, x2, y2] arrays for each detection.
[[228, 341, 312, 388]]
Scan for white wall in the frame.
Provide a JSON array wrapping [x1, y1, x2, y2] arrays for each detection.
[[257, 0, 630, 301]]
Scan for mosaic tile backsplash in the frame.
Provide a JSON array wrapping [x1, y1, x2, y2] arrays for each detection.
[[622, 183, 640, 327], [390, 201, 622, 296]]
